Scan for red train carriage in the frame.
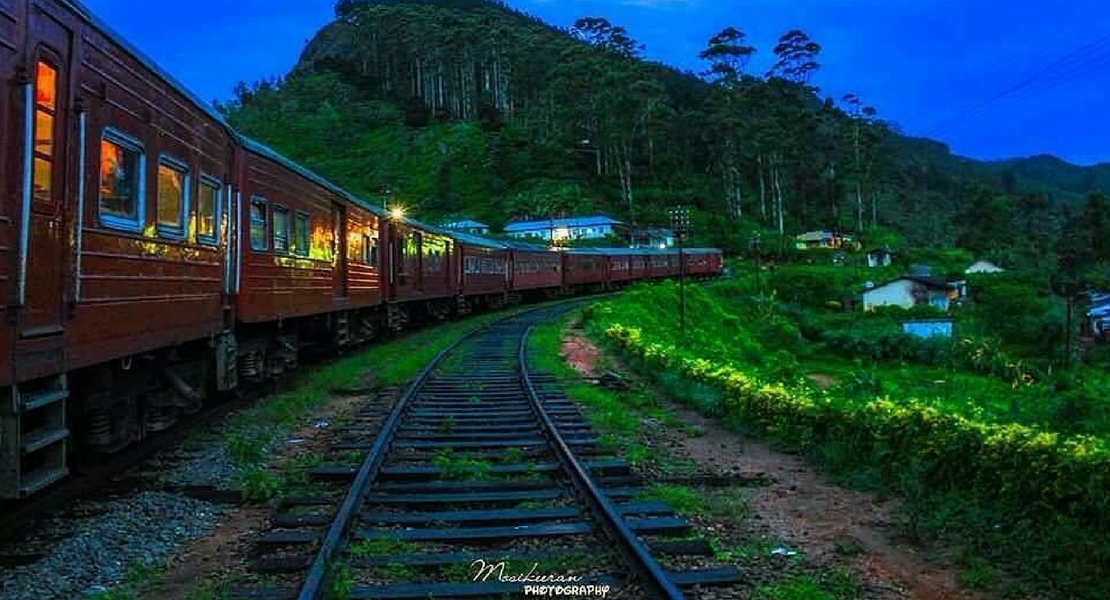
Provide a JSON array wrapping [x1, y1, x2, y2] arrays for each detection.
[[384, 218, 457, 327], [506, 241, 561, 297], [646, 249, 676, 279], [2, 0, 238, 496], [563, 248, 610, 292], [234, 139, 391, 374], [596, 248, 634, 286], [452, 231, 509, 310], [629, 249, 650, 281], [683, 248, 724, 277]]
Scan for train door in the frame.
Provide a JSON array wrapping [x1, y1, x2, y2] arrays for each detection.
[[19, 12, 70, 338], [332, 203, 347, 298]]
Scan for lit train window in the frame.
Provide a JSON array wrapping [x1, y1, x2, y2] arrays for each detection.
[[32, 61, 56, 205], [156, 156, 189, 238], [197, 177, 220, 245], [272, 205, 290, 253], [362, 233, 378, 267], [249, 197, 267, 250], [293, 212, 309, 257], [99, 129, 145, 232]]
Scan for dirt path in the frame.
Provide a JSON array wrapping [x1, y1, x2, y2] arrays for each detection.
[[561, 330, 984, 600]]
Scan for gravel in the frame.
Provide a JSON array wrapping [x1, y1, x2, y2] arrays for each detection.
[[0, 491, 221, 600], [156, 441, 239, 489]]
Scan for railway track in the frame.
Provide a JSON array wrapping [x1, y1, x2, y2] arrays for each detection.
[[232, 303, 742, 599]]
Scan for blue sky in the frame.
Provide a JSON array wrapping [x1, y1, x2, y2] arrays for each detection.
[[81, 0, 1110, 165]]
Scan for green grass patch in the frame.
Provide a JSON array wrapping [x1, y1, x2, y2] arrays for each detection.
[[590, 281, 1110, 599], [754, 570, 860, 600]]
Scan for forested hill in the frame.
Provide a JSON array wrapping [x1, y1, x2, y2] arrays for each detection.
[[216, 0, 1110, 274]]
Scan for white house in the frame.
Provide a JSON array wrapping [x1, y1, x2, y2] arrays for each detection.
[[863, 275, 966, 312], [505, 216, 624, 242], [442, 220, 490, 235], [965, 259, 1005, 274]]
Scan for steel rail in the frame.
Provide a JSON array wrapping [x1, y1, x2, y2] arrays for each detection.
[[296, 301, 585, 600], [518, 322, 687, 599]]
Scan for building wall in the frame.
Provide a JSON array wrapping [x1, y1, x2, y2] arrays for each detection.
[[966, 260, 1004, 274], [902, 320, 954, 338], [863, 280, 950, 311]]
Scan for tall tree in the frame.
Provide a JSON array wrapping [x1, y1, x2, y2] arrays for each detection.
[[699, 27, 756, 84], [767, 29, 821, 87]]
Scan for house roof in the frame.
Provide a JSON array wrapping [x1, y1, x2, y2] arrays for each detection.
[[866, 247, 894, 255], [796, 231, 835, 242], [505, 216, 624, 232], [865, 275, 956, 293]]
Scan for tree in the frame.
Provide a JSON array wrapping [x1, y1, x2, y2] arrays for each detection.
[[767, 29, 821, 87], [842, 93, 880, 232], [699, 28, 758, 220], [570, 17, 642, 58], [699, 27, 756, 84]]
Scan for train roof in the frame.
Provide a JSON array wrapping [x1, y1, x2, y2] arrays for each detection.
[[438, 229, 508, 250], [501, 240, 554, 252], [240, 138, 386, 217], [62, 1, 234, 136]]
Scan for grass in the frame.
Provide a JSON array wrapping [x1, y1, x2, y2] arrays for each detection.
[[349, 538, 421, 557], [432, 448, 494, 480], [589, 280, 1110, 599], [754, 570, 861, 600]]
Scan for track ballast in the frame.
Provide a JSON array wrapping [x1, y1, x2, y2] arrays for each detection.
[[233, 303, 742, 599]]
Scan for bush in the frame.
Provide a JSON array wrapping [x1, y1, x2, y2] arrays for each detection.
[[603, 322, 1110, 551]]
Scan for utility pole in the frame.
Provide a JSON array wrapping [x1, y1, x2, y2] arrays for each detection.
[[670, 206, 691, 342]]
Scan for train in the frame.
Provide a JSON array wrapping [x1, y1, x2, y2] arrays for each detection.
[[0, 0, 723, 499]]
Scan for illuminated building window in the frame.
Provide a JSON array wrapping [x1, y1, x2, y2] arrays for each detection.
[[156, 156, 189, 238], [249, 196, 268, 251], [99, 129, 145, 232], [197, 177, 220, 245]]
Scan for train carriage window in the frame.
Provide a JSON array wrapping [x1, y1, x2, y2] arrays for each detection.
[[197, 177, 220, 244], [272, 205, 290, 253], [32, 61, 57, 205], [293, 212, 310, 257], [362, 233, 379, 267], [99, 129, 145, 232], [249, 197, 267, 250], [156, 156, 189, 238]]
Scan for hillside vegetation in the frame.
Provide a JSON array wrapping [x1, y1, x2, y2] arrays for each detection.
[[587, 276, 1110, 599], [216, 0, 1110, 279]]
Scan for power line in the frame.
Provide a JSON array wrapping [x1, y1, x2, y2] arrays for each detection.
[[923, 27, 1110, 137]]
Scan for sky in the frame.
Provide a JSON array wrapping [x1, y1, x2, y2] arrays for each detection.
[[80, 0, 1110, 166]]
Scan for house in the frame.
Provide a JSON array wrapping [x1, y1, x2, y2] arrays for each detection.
[[966, 259, 1005, 274], [866, 248, 894, 268], [631, 228, 676, 249], [1087, 293, 1110, 338], [442, 219, 490, 235], [862, 275, 967, 312], [794, 230, 838, 250], [505, 216, 625, 242]]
